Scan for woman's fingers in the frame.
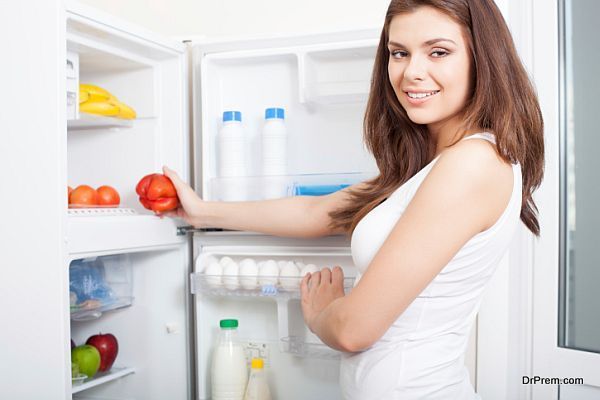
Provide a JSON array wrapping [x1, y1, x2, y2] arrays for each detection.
[[301, 272, 311, 299], [320, 268, 331, 284]]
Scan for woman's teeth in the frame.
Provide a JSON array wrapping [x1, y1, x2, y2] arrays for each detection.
[[407, 91, 439, 99]]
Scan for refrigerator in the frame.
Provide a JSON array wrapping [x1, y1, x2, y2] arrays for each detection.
[[3, 2, 478, 399], [62, 3, 380, 399]]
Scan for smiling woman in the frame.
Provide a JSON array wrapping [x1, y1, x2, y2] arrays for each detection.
[[387, 8, 472, 129], [161, 0, 545, 399]]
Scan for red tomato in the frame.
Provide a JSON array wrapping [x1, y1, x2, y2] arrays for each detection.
[[135, 173, 179, 212], [70, 185, 98, 208], [96, 185, 120, 207]]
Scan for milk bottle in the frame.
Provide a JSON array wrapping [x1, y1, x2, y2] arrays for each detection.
[[211, 319, 248, 400], [243, 358, 272, 400]]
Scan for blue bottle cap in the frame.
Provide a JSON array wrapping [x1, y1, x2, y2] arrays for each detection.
[[265, 108, 285, 120], [223, 111, 242, 122]]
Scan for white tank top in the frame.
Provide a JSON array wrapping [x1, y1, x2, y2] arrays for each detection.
[[342, 133, 522, 400]]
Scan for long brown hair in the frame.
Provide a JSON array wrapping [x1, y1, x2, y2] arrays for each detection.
[[329, 0, 544, 236]]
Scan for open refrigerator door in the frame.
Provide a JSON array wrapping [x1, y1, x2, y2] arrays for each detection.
[[188, 31, 381, 399], [64, 2, 193, 399]]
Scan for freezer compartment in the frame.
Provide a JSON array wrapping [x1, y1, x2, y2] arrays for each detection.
[[208, 172, 374, 201], [69, 254, 134, 321], [70, 248, 189, 399]]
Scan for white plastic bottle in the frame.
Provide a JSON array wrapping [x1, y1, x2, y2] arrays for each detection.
[[218, 111, 246, 178], [261, 108, 287, 176], [211, 319, 248, 400], [243, 358, 272, 400]]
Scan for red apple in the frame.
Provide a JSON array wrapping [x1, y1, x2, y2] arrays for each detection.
[[86, 333, 118, 372]]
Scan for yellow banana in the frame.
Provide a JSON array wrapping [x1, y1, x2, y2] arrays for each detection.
[[80, 101, 120, 117], [79, 83, 112, 102], [111, 99, 137, 120], [79, 91, 89, 104]]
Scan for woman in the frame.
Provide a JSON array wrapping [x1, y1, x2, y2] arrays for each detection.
[[163, 0, 544, 398]]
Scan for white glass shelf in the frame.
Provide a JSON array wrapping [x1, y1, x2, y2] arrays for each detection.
[[68, 207, 137, 217], [207, 172, 374, 202], [70, 296, 134, 321], [72, 366, 135, 394], [67, 113, 133, 131]]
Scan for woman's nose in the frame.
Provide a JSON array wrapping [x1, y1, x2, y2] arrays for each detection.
[[403, 55, 427, 81]]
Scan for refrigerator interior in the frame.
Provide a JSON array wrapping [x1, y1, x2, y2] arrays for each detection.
[[64, 5, 191, 399], [192, 234, 358, 400], [192, 32, 381, 201]]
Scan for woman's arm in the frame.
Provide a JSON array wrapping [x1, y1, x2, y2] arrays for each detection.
[[301, 139, 515, 351], [162, 166, 365, 238]]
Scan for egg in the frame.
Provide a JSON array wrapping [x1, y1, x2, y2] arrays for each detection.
[[195, 254, 218, 273], [300, 263, 319, 277], [222, 261, 240, 290], [279, 261, 300, 290], [219, 256, 234, 267], [239, 258, 259, 290], [277, 260, 288, 270], [258, 259, 279, 285], [204, 261, 223, 288], [295, 261, 305, 270]]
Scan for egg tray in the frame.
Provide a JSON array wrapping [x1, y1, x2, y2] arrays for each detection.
[[190, 274, 355, 299]]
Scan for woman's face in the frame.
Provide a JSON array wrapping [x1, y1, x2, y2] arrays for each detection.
[[387, 7, 472, 131]]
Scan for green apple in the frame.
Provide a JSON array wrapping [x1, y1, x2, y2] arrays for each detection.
[[71, 345, 101, 378]]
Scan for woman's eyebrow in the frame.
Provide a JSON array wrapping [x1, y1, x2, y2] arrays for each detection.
[[387, 38, 457, 47]]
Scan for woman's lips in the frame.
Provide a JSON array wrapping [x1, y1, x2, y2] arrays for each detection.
[[404, 90, 440, 105]]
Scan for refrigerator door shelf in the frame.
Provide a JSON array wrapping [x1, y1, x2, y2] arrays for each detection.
[[280, 336, 343, 359], [71, 366, 136, 395], [208, 170, 375, 202], [190, 272, 355, 299], [70, 295, 133, 321], [67, 113, 134, 131], [67, 215, 185, 256]]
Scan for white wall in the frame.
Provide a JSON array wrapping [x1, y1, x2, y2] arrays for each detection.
[[77, 0, 391, 39]]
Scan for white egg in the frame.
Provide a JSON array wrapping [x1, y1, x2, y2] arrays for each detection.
[[277, 260, 287, 270], [239, 258, 259, 290], [279, 261, 300, 290], [222, 261, 240, 290], [258, 259, 279, 285], [195, 254, 218, 273], [219, 256, 234, 267], [295, 261, 305, 270], [204, 261, 223, 288], [300, 263, 319, 277]]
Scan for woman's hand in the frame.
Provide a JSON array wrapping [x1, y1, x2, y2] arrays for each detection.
[[300, 266, 345, 333], [159, 166, 205, 227]]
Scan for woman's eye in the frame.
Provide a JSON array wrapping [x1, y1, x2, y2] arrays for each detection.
[[431, 49, 449, 57], [390, 50, 408, 58]]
